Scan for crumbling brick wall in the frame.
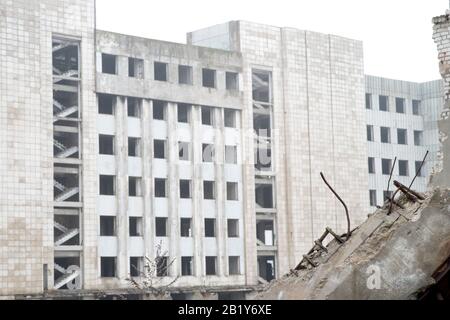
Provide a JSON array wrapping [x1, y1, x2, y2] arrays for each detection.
[[432, 12, 450, 186]]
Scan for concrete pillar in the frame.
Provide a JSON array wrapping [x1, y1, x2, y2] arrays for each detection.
[[117, 56, 128, 77], [116, 96, 129, 281], [192, 106, 203, 277], [142, 99, 154, 260], [167, 102, 179, 277], [215, 108, 226, 276]]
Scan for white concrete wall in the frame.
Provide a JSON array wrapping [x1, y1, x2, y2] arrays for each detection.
[[365, 75, 443, 209], [0, 0, 96, 296]]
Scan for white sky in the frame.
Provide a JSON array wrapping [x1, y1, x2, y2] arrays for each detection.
[[96, 0, 448, 83]]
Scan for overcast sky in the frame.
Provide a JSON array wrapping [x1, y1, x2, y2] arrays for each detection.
[[96, 0, 448, 82]]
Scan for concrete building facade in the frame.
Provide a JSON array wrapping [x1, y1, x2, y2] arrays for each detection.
[[0, 0, 442, 299], [365, 75, 443, 209]]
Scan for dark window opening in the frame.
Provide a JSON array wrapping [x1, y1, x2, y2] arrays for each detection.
[[224, 109, 237, 128], [128, 137, 141, 157], [380, 127, 391, 143], [101, 257, 117, 278], [99, 135, 114, 155], [369, 190, 377, 207], [396, 98, 405, 114], [179, 65, 193, 85], [129, 177, 142, 197], [367, 125, 374, 142], [130, 257, 143, 277], [155, 179, 167, 198], [227, 182, 239, 201], [399, 160, 409, 177], [225, 145, 238, 164], [98, 94, 115, 115], [181, 257, 193, 276], [413, 100, 421, 115], [202, 144, 214, 163], [204, 181, 215, 200], [255, 183, 274, 209], [102, 54, 117, 75], [180, 180, 191, 199], [202, 68, 216, 88], [202, 107, 214, 126], [258, 256, 275, 282], [397, 129, 408, 145], [226, 72, 239, 91], [179, 142, 190, 161], [415, 161, 425, 177], [128, 57, 144, 78], [154, 62, 168, 81], [227, 219, 239, 238], [153, 100, 167, 120], [100, 175, 115, 196], [129, 217, 143, 237], [127, 97, 141, 118], [205, 218, 216, 238], [180, 218, 192, 238], [178, 104, 191, 123], [257, 220, 275, 246], [379, 95, 389, 111], [414, 131, 423, 146], [205, 257, 217, 276], [365, 93, 372, 109], [368, 157, 375, 174], [100, 216, 116, 236], [229, 257, 240, 275], [154, 140, 166, 159], [252, 70, 272, 103], [155, 217, 168, 237], [382, 159, 393, 176]]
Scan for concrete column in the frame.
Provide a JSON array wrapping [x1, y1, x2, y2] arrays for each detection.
[[115, 96, 129, 281], [215, 108, 226, 276], [117, 56, 128, 77], [191, 106, 203, 277], [167, 102, 179, 277], [241, 66, 258, 285], [142, 99, 154, 260]]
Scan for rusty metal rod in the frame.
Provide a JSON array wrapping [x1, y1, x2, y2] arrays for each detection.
[[386, 157, 397, 200], [394, 180, 425, 201], [326, 227, 345, 243], [393, 181, 419, 202], [388, 187, 402, 215], [320, 173, 351, 238], [409, 151, 429, 190]]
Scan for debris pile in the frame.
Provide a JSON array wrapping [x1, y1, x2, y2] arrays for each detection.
[[253, 186, 450, 300]]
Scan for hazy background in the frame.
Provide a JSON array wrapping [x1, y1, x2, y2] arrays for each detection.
[[96, 0, 448, 82]]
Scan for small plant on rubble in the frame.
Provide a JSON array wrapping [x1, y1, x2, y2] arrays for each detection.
[[126, 241, 179, 299]]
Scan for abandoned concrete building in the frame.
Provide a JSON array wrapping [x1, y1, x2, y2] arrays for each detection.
[[0, 0, 444, 300]]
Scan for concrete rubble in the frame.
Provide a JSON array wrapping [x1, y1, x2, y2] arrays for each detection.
[[252, 188, 450, 300]]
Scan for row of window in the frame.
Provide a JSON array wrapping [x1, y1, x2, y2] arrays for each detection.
[[368, 158, 424, 177], [366, 94, 421, 115], [100, 216, 240, 238], [98, 95, 238, 128], [367, 125, 423, 146], [100, 255, 241, 278], [101, 53, 240, 91], [99, 135, 238, 164], [99, 175, 240, 200]]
